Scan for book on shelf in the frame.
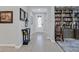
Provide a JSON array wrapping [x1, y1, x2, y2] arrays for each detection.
[[55, 22, 61, 26], [55, 18, 61, 22], [63, 18, 72, 21], [63, 10, 72, 13]]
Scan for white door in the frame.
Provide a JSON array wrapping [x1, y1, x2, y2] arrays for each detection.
[[34, 13, 45, 33]]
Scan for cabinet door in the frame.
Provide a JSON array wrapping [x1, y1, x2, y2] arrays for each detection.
[[63, 29, 74, 38], [75, 29, 79, 39]]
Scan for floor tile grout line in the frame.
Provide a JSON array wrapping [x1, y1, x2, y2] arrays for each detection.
[[56, 41, 66, 52]]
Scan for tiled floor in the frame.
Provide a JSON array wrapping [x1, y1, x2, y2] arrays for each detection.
[[57, 38, 79, 52], [0, 33, 63, 52]]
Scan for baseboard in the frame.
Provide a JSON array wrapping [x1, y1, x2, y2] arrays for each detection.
[[0, 44, 15, 48], [50, 39, 55, 43], [0, 44, 22, 49], [47, 37, 55, 43], [47, 36, 55, 43], [15, 44, 22, 49]]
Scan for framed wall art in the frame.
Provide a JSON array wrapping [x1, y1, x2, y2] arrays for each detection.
[[20, 8, 26, 21], [0, 11, 13, 23]]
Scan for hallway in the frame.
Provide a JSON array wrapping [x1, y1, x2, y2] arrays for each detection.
[[0, 33, 63, 52]]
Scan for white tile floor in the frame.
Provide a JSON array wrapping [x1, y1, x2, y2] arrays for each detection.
[[57, 38, 79, 52], [0, 33, 63, 52]]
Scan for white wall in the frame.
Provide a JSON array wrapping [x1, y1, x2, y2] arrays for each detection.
[[0, 6, 55, 48], [50, 7, 55, 42], [0, 6, 27, 47], [28, 6, 55, 42]]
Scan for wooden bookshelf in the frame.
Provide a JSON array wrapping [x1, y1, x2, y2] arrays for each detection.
[[55, 7, 64, 41], [55, 6, 79, 40], [62, 9, 73, 29], [74, 11, 79, 39], [55, 7, 73, 41]]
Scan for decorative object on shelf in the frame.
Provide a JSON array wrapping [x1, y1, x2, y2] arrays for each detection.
[[0, 11, 13, 23], [20, 8, 26, 21], [22, 28, 30, 45]]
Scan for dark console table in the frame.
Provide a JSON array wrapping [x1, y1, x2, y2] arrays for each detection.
[[22, 28, 30, 45]]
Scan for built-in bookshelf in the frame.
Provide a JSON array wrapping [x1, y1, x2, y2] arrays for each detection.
[[74, 10, 79, 39], [55, 7, 63, 41], [74, 11, 79, 29], [55, 6, 79, 40], [55, 7, 73, 41], [62, 9, 73, 29]]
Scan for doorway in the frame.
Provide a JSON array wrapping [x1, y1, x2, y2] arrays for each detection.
[[33, 13, 45, 33]]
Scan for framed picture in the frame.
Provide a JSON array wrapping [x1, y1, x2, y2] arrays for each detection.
[[0, 11, 13, 23], [20, 8, 26, 21]]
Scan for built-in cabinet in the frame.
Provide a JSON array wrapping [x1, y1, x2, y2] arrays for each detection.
[[55, 7, 63, 41], [62, 9, 73, 29], [55, 6, 79, 41], [55, 7, 78, 41], [74, 10, 79, 39]]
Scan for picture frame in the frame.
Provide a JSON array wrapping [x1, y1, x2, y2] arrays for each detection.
[[0, 11, 13, 23], [20, 8, 26, 21]]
